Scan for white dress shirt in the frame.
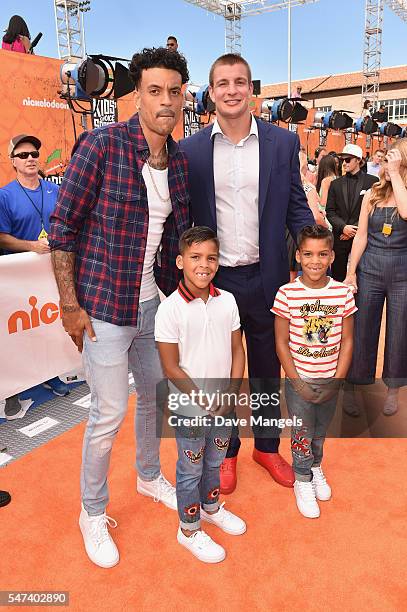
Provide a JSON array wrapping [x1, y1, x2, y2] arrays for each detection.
[[212, 115, 260, 267]]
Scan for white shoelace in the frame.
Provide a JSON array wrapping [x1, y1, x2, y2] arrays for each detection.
[[191, 530, 211, 549], [312, 467, 327, 486], [297, 481, 316, 501], [211, 501, 228, 522], [154, 475, 175, 503], [89, 514, 117, 547]]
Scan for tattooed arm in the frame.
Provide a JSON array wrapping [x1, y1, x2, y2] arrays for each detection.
[[48, 131, 105, 352], [51, 250, 96, 353]]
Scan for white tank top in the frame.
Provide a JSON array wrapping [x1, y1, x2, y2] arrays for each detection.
[[139, 163, 172, 302]]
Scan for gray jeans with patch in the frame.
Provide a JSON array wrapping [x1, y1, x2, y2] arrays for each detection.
[[285, 378, 338, 482]]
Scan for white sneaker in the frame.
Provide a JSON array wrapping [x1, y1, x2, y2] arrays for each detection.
[[311, 466, 332, 501], [383, 392, 399, 416], [201, 502, 246, 535], [137, 473, 177, 510], [79, 505, 119, 568], [177, 527, 226, 563], [294, 480, 320, 518]]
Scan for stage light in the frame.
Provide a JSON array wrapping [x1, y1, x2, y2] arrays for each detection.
[[194, 85, 215, 115], [355, 116, 378, 135], [184, 85, 200, 111], [271, 98, 308, 124], [322, 110, 353, 130], [312, 111, 326, 127], [60, 55, 134, 101], [272, 98, 293, 122], [260, 99, 273, 121], [379, 122, 403, 137]]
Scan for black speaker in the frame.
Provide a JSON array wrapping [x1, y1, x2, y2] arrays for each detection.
[[252, 79, 261, 96]]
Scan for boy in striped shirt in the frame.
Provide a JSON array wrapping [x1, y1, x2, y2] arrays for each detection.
[[272, 225, 356, 518]]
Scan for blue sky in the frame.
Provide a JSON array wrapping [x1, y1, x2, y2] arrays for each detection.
[[2, 0, 406, 86]]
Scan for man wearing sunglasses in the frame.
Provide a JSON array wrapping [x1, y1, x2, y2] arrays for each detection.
[[326, 144, 379, 281], [0, 133, 70, 397], [0, 134, 59, 256]]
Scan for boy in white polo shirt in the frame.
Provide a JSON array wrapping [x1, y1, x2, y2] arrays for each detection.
[[155, 226, 246, 563], [272, 225, 356, 519]]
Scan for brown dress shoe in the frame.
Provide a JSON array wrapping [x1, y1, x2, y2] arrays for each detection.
[[252, 449, 294, 487]]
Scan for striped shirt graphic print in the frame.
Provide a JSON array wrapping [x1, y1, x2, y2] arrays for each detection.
[[271, 277, 357, 378]]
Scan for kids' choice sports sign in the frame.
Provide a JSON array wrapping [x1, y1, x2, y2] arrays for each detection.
[[92, 99, 118, 128], [0, 253, 81, 399]]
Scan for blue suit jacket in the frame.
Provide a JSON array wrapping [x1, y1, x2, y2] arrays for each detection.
[[180, 117, 314, 307]]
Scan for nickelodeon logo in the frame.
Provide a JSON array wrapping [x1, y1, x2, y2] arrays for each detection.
[[8, 296, 61, 334], [22, 97, 69, 110]]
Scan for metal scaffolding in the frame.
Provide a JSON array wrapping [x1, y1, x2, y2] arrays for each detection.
[[384, 0, 407, 21], [361, 0, 384, 112], [184, 0, 319, 53], [225, 3, 242, 54], [54, 0, 89, 60]]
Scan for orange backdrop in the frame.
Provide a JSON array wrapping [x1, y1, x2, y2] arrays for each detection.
[[0, 49, 392, 188]]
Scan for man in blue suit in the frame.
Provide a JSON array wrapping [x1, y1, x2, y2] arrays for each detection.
[[180, 54, 314, 493]]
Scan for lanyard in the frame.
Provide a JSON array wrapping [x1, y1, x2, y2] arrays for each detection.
[[17, 179, 45, 228]]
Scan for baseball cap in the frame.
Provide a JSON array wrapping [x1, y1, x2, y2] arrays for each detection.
[[339, 144, 363, 159], [8, 134, 42, 158]]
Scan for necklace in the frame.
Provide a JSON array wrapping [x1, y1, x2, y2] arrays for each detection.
[[16, 179, 45, 230], [146, 149, 170, 203], [382, 206, 393, 237]]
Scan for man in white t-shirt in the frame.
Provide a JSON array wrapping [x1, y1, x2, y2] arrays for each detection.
[[272, 225, 356, 519], [49, 48, 191, 569]]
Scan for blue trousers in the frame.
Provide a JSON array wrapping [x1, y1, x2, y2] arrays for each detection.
[[215, 263, 282, 456]]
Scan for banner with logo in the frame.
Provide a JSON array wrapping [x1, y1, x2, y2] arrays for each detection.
[[0, 252, 82, 399], [92, 99, 118, 128]]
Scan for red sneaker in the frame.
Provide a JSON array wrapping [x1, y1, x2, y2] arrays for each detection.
[[219, 457, 238, 495], [252, 449, 294, 488]]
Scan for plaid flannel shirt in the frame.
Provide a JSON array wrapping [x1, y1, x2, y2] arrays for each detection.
[[49, 113, 190, 326]]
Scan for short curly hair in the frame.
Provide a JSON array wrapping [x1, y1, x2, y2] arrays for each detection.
[[129, 47, 189, 89]]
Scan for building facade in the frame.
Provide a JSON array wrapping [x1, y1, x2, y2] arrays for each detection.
[[262, 66, 407, 126]]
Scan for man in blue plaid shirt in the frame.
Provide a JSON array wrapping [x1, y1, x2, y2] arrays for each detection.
[[49, 48, 190, 568]]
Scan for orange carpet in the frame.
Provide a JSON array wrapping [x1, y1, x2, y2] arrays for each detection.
[[2, 392, 407, 611]]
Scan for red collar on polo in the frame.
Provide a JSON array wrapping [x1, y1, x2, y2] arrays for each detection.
[[177, 279, 221, 303]]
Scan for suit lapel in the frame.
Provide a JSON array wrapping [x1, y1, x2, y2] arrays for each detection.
[[200, 130, 217, 227], [350, 173, 365, 214], [258, 119, 274, 219], [341, 178, 348, 214]]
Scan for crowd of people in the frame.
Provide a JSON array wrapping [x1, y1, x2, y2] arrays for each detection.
[[1, 36, 407, 566]]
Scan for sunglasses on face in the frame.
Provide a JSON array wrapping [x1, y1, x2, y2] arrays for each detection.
[[342, 157, 356, 164], [12, 151, 40, 159]]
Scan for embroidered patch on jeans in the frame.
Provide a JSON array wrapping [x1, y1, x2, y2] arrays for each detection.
[[213, 437, 229, 451], [183, 446, 204, 463], [184, 503, 200, 517], [291, 435, 311, 457], [207, 487, 220, 500]]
